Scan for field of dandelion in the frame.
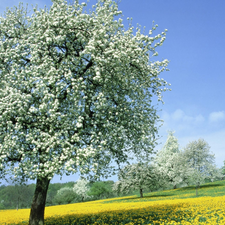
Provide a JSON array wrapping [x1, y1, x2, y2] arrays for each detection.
[[1, 180, 225, 225]]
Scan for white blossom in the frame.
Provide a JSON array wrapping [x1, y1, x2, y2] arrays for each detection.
[[182, 139, 223, 188], [113, 162, 163, 198], [153, 131, 194, 189], [0, 0, 169, 214]]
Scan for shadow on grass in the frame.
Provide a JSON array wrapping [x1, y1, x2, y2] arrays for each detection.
[[113, 194, 174, 201], [200, 183, 224, 188], [180, 183, 224, 191]]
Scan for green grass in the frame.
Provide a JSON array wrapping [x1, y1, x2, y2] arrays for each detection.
[[103, 179, 225, 204], [4, 179, 225, 225]]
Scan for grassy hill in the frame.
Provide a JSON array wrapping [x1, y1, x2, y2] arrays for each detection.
[[106, 179, 225, 203], [1, 180, 225, 224]]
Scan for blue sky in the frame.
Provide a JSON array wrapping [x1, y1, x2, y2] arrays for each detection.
[[1, 0, 225, 184]]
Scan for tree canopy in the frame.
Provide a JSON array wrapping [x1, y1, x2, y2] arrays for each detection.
[[153, 131, 193, 189], [182, 138, 223, 195], [0, 0, 169, 223], [113, 162, 163, 198], [0, 0, 169, 182]]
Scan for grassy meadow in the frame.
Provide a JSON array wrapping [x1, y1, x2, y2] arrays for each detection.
[[0, 180, 225, 224]]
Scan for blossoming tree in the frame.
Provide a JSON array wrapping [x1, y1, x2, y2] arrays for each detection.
[[153, 131, 194, 189], [221, 160, 225, 180], [0, 0, 169, 224], [113, 162, 163, 198], [73, 178, 90, 202], [182, 139, 223, 196]]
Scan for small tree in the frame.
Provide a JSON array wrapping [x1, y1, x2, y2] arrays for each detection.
[[154, 131, 193, 189], [113, 162, 162, 198], [87, 180, 114, 199], [53, 187, 77, 205], [73, 178, 91, 202], [221, 160, 225, 180], [183, 138, 223, 196]]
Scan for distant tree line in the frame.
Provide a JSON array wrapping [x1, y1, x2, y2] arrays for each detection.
[[0, 179, 137, 210]]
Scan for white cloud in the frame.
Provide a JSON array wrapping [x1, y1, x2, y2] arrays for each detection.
[[158, 109, 225, 168], [209, 111, 225, 123], [160, 109, 205, 134], [195, 114, 205, 123], [169, 109, 205, 124], [171, 109, 185, 121]]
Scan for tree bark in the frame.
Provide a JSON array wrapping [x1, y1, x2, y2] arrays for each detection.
[[173, 184, 177, 189], [196, 182, 200, 196], [16, 197, 19, 211], [195, 182, 200, 197], [29, 176, 50, 225], [140, 188, 143, 198]]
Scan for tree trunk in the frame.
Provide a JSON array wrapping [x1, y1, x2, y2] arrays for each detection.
[[195, 182, 200, 197], [196, 182, 200, 196], [29, 176, 50, 225], [140, 188, 143, 198], [173, 184, 177, 189], [16, 197, 19, 211]]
